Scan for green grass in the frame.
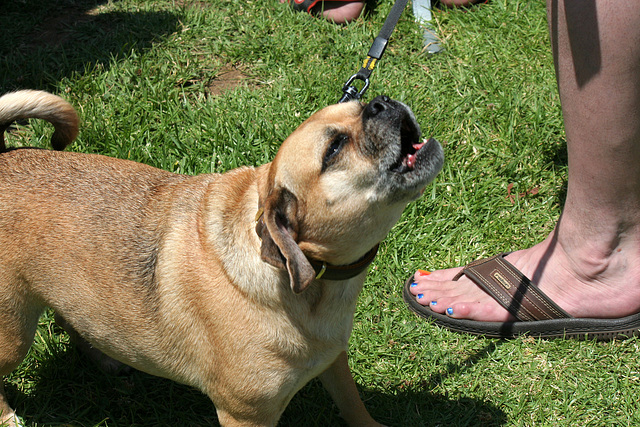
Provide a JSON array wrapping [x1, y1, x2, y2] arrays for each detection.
[[1, 0, 638, 426]]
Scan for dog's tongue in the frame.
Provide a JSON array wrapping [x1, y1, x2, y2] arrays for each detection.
[[406, 142, 425, 169]]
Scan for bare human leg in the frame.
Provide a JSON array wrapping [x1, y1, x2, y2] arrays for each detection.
[[409, 0, 640, 323]]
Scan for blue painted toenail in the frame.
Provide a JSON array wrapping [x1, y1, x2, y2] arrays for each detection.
[[417, 294, 424, 299], [410, 282, 417, 288], [447, 307, 454, 315], [430, 301, 437, 306]]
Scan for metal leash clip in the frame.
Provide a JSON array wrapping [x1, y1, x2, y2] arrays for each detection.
[[338, 0, 409, 104], [339, 73, 370, 103]]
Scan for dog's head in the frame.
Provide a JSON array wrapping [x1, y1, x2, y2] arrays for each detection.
[[257, 96, 444, 293]]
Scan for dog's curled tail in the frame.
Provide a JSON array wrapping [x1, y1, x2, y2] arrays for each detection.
[[0, 90, 79, 152]]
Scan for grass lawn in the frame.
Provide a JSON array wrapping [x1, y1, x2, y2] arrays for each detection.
[[2, 0, 639, 425]]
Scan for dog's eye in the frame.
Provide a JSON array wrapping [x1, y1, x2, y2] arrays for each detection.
[[322, 134, 349, 172]]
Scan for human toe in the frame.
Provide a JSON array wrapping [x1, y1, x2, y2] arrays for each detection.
[[414, 265, 464, 283], [444, 301, 517, 322]]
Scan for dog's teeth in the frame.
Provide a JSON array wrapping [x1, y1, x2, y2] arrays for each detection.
[[406, 154, 416, 169]]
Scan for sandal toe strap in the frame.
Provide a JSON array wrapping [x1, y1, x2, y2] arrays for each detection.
[[455, 253, 572, 322]]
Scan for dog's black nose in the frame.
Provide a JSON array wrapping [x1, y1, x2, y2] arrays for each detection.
[[363, 95, 392, 119]]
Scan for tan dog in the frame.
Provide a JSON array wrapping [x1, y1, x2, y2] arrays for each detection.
[[0, 90, 443, 426]]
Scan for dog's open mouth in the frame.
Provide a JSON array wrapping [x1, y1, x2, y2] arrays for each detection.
[[361, 95, 443, 196], [390, 119, 424, 174]]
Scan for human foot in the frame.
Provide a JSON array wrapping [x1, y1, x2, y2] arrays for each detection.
[[282, 0, 365, 24], [408, 230, 640, 323]]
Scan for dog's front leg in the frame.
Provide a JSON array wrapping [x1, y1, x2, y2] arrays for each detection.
[[319, 351, 384, 427]]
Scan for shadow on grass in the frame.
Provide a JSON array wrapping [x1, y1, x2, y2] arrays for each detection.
[[360, 342, 507, 427], [0, 0, 181, 92], [7, 343, 219, 426], [7, 341, 506, 426], [282, 379, 507, 427], [284, 340, 507, 426]]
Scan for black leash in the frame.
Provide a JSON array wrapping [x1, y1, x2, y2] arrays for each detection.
[[339, 0, 410, 103]]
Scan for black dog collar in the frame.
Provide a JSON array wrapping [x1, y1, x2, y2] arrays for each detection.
[[308, 244, 379, 281], [255, 207, 379, 281]]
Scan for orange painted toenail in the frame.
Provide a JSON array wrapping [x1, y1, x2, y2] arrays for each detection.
[[417, 269, 431, 276]]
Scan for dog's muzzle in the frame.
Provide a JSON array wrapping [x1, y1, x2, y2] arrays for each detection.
[[362, 95, 444, 200]]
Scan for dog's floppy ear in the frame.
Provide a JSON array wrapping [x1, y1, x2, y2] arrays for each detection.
[[256, 187, 316, 293]]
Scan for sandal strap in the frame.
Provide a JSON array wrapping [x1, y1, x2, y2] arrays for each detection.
[[454, 253, 572, 322], [290, 0, 358, 13], [290, 0, 320, 12]]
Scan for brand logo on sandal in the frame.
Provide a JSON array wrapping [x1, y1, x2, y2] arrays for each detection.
[[492, 270, 511, 289]]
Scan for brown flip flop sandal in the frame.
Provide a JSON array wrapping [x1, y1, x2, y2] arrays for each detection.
[[403, 253, 640, 341]]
